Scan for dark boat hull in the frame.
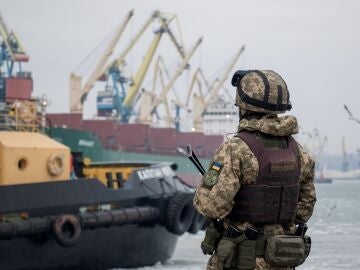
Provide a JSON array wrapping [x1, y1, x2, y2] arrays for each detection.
[[0, 163, 195, 270], [0, 223, 177, 270]]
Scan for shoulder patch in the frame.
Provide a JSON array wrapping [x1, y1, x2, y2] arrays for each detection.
[[203, 162, 222, 187]]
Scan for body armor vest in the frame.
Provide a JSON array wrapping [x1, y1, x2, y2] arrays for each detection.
[[229, 131, 301, 224]]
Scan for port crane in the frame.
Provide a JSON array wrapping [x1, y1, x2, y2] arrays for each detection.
[[185, 68, 211, 108], [301, 128, 328, 170], [137, 37, 203, 127], [69, 10, 133, 114], [0, 13, 29, 77], [70, 10, 186, 123], [140, 55, 191, 131], [191, 45, 245, 131], [137, 55, 174, 127], [119, 12, 185, 122]]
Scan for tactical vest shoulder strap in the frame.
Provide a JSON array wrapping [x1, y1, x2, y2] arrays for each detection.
[[236, 131, 301, 174], [287, 135, 301, 176], [236, 131, 264, 159]]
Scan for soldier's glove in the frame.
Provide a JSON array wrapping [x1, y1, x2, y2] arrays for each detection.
[[201, 220, 222, 255]]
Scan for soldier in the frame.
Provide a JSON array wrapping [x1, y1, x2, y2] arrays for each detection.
[[193, 70, 316, 270]]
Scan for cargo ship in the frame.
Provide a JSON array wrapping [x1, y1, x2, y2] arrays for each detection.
[[47, 96, 239, 187], [48, 114, 222, 186]]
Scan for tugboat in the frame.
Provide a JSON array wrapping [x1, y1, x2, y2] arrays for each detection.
[[0, 101, 205, 270]]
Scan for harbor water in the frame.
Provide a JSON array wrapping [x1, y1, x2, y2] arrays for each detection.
[[119, 179, 360, 270]]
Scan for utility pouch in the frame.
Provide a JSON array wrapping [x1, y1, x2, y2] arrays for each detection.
[[217, 238, 237, 269], [201, 222, 222, 255], [264, 235, 307, 267], [236, 239, 257, 270]]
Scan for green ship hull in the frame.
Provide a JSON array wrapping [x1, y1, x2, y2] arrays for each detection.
[[50, 127, 209, 185]]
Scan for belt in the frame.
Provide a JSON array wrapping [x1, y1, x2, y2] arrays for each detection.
[[224, 225, 266, 257]]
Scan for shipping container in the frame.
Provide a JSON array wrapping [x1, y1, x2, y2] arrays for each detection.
[[83, 120, 117, 147], [116, 124, 149, 151], [176, 132, 205, 157], [148, 127, 177, 154], [5, 78, 32, 102], [48, 113, 83, 130]]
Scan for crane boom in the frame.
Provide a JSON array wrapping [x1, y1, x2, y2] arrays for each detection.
[[151, 55, 163, 94], [158, 69, 173, 126], [122, 14, 186, 110], [122, 29, 164, 107], [186, 68, 210, 106], [166, 26, 185, 59], [137, 37, 202, 125], [157, 55, 181, 105], [0, 14, 16, 61], [192, 45, 245, 131], [149, 37, 203, 113], [104, 10, 160, 73], [0, 13, 29, 76], [68, 9, 191, 121], [203, 45, 245, 109], [103, 11, 185, 77], [69, 10, 134, 113]]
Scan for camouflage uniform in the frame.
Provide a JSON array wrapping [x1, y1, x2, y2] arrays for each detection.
[[194, 70, 316, 270]]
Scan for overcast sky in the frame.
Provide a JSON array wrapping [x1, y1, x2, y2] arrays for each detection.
[[1, 0, 360, 155]]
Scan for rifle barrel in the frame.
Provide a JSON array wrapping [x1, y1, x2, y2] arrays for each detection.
[[186, 145, 206, 175], [177, 145, 206, 176]]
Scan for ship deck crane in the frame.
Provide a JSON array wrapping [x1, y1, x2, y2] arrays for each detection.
[[0, 13, 29, 77], [192, 45, 245, 131]]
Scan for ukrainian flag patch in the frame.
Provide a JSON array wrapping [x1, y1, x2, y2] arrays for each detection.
[[212, 162, 221, 171], [203, 161, 222, 188]]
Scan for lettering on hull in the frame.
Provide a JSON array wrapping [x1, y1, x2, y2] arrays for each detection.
[[137, 166, 175, 180], [78, 139, 95, 148]]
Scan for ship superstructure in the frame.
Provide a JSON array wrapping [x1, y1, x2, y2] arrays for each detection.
[[203, 96, 238, 138]]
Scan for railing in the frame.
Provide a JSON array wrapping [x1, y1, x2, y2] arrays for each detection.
[[0, 112, 47, 133]]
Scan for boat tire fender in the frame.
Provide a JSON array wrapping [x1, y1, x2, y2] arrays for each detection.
[[52, 214, 81, 247], [47, 154, 64, 176], [165, 193, 195, 235]]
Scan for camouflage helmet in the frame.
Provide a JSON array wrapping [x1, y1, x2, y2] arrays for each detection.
[[231, 70, 291, 114]]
